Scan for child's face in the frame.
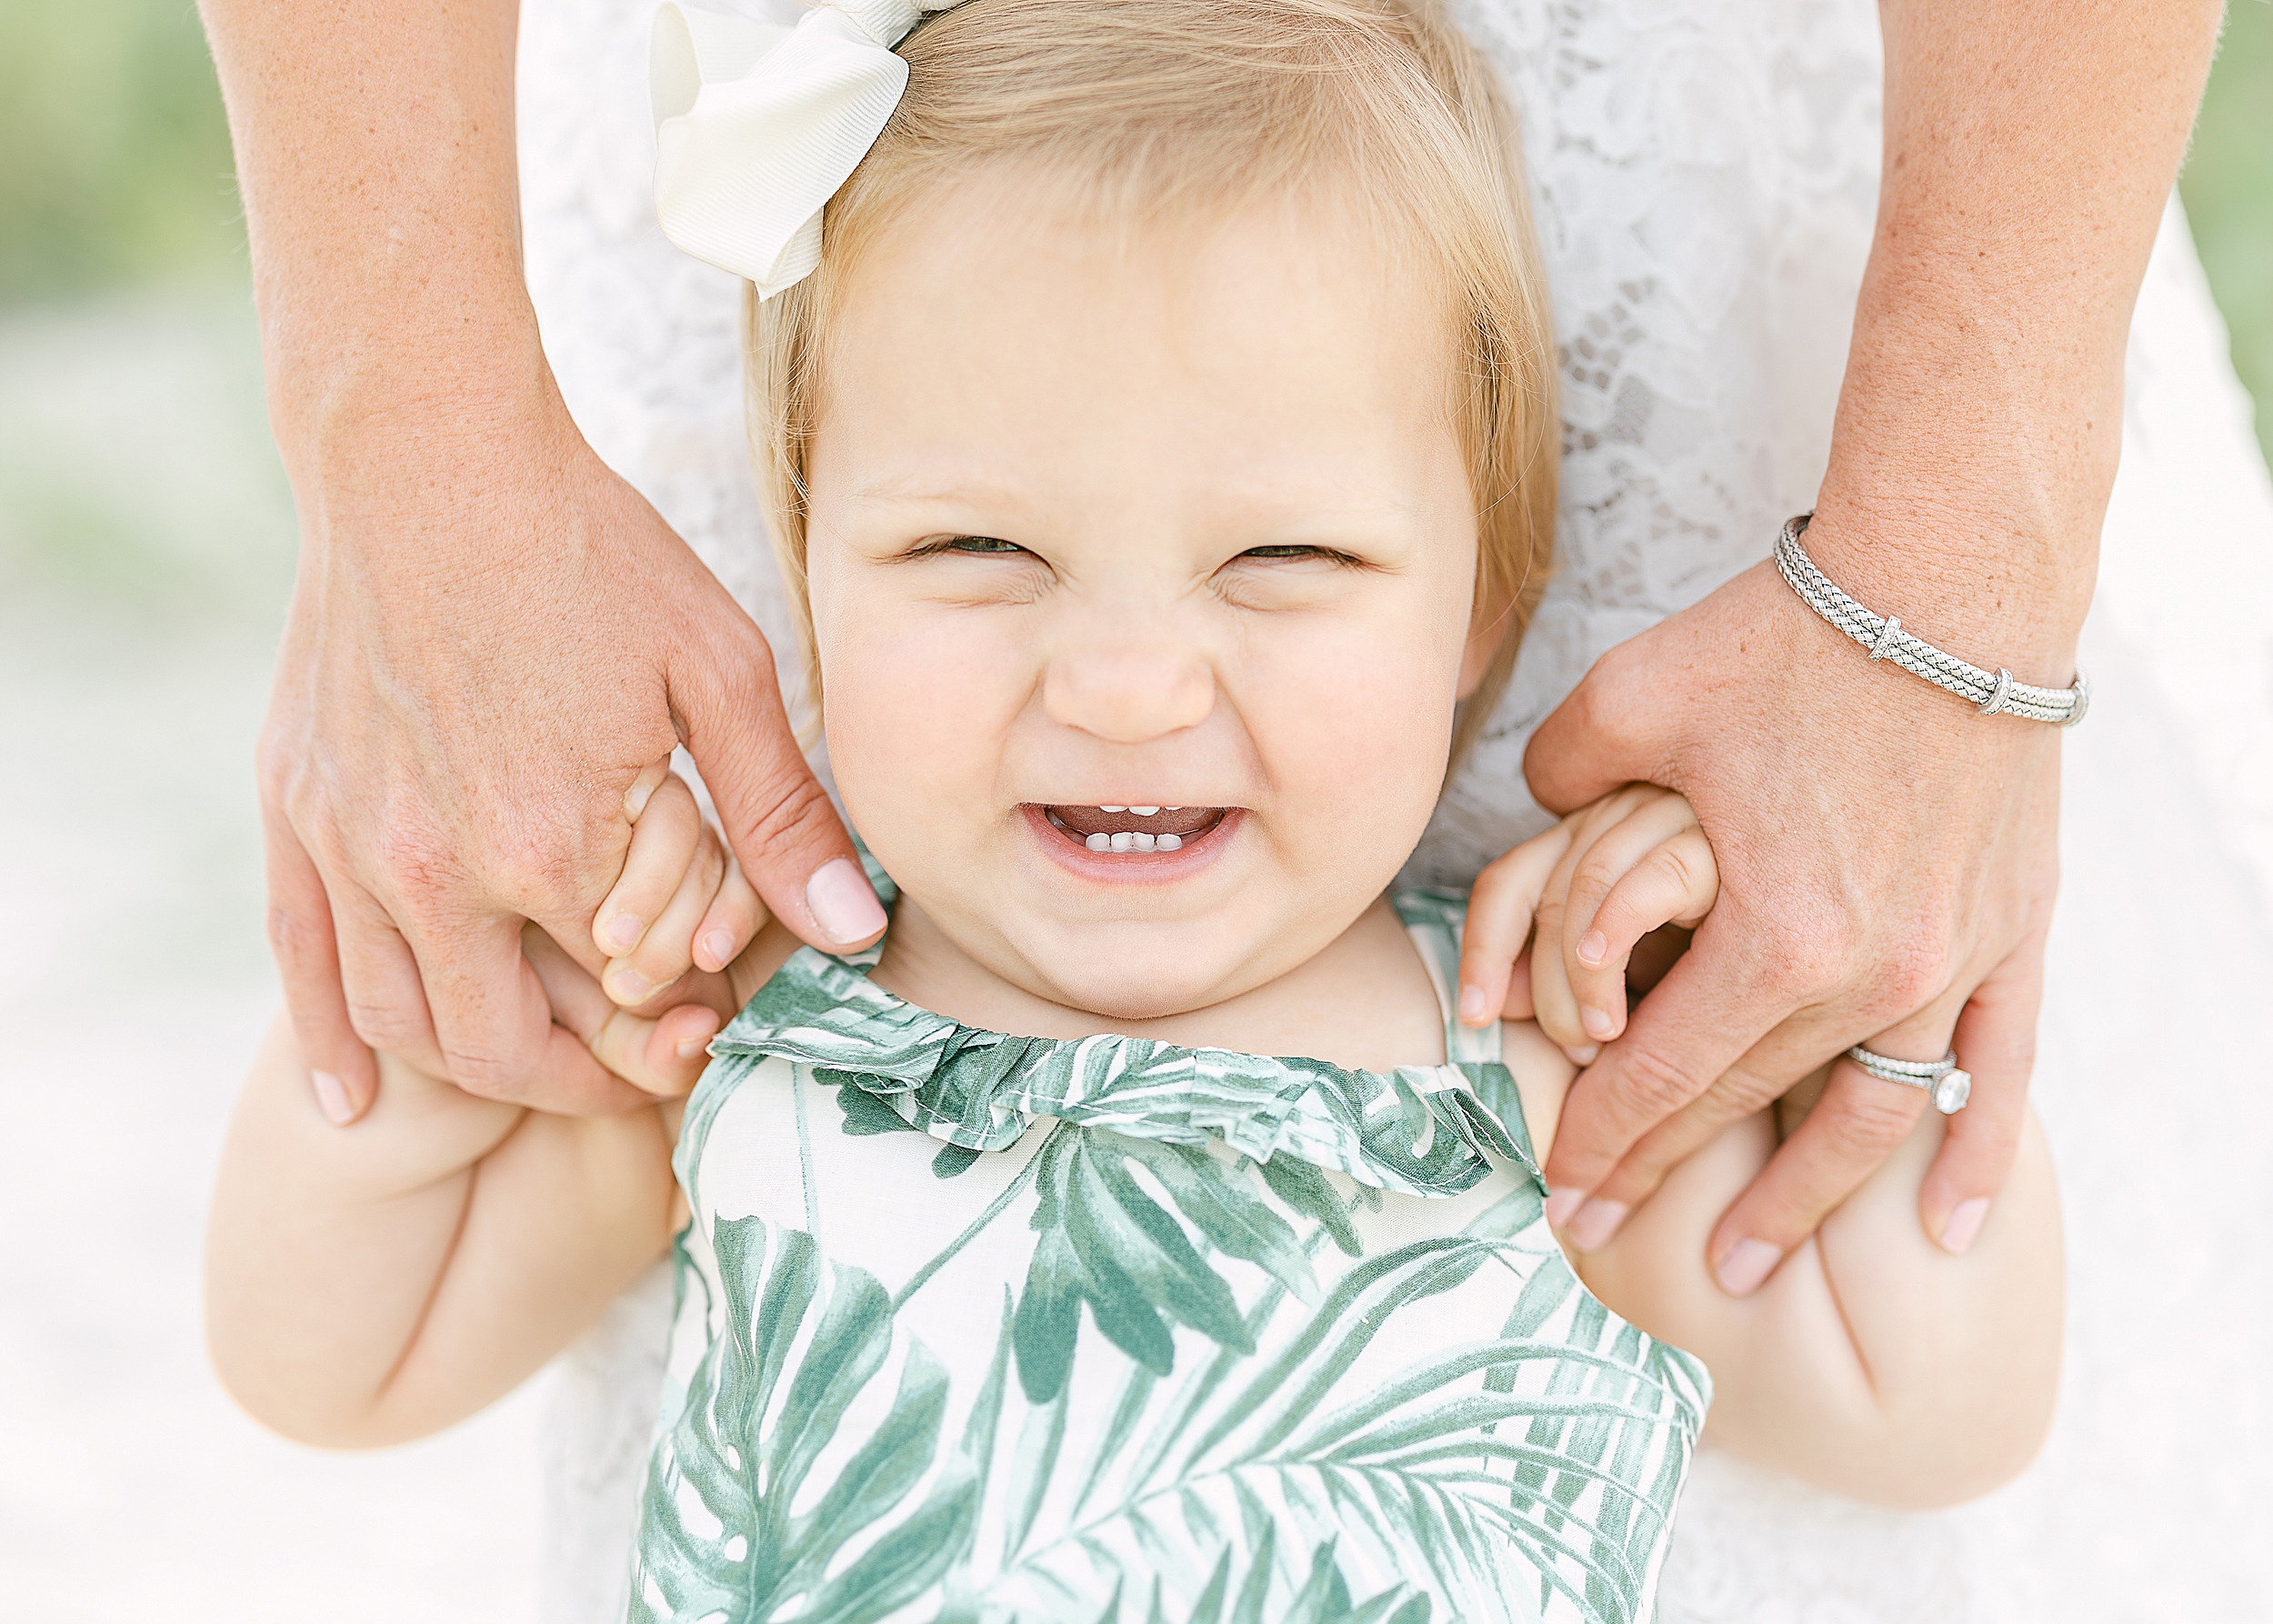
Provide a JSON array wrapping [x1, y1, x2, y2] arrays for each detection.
[[804, 177, 1493, 1020]]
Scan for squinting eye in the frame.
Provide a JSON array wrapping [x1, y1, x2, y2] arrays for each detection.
[[938, 536, 1026, 555], [1237, 545, 1357, 565]]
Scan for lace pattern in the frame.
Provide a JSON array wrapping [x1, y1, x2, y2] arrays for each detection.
[[1412, 0, 1885, 884]]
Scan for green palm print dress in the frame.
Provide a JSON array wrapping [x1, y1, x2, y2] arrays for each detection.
[[626, 879, 1708, 1624]]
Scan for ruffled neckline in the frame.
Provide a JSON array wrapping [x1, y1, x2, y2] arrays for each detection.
[[708, 930, 1546, 1200]]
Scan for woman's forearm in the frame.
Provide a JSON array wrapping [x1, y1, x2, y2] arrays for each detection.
[[1810, 0, 2225, 665], [196, 0, 549, 470]]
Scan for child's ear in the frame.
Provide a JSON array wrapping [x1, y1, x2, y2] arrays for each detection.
[[1457, 577, 1517, 700]]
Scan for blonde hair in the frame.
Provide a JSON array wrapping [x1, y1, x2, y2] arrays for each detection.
[[748, 0, 1557, 768]]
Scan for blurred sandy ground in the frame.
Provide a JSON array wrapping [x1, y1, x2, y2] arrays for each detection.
[[0, 289, 545, 1620]]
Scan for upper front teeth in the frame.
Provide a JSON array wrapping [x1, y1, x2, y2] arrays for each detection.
[[1085, 831, 1183, 853], [1097, 805, 1168, 816]]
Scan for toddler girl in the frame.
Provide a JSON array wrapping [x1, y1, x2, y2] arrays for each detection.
[[206, 0, 2062, 1619]]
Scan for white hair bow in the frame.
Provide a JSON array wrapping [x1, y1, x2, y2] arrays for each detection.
[[650, 1, 955, 298]]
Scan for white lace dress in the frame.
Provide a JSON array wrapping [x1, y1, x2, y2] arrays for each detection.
[[517, 0, 2273, 1617]]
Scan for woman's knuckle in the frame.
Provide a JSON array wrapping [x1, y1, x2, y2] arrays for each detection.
[[1821, 1088, 1919, 1158], [265, 898, 320, 966], [735, 768, 833, 850], [1610, 1044, 1706, 1118], [1752, 922, 1843, 999], [439, 1041, 536, 1100], [345, 997, 425, 1054], [489, 826, 585, 914], [374, 825, 456, 906]]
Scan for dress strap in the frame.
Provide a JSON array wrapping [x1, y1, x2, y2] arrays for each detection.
[[1391, 888, 1503, 1066]]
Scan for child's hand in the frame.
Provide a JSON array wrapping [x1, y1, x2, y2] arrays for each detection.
[[525, 926, 720, 1098], [1457, 785, 1717, 1063], [590, 757, 768, 1008]]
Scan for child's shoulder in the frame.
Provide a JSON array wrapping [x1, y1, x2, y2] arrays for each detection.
[[1497, 1017, 1576, 1166], [1386, 883, 1575, 1159]]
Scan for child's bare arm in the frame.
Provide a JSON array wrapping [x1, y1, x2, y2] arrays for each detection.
[[1576, 1080, 2060, 1506], [1477, 789, 2062, 1506], [205, 932, 714, 1447]]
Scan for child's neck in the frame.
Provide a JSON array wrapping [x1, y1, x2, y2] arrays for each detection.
[[866, 893, 1453, 1073]]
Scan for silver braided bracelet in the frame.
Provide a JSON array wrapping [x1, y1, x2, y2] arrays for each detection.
[[1774, 514, 2090, 726]]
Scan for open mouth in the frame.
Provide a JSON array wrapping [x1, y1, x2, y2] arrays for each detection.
[[1036, 803, 1232, 854]]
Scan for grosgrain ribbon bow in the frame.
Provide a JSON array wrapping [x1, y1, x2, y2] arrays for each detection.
[[650, 1, 953, 297]]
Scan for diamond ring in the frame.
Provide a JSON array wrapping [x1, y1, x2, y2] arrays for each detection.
[[1847, 1045, 1972, 1115]]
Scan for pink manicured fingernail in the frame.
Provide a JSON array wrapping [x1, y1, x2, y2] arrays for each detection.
[[1940, 1198, 1991, 1255], [1577, 929, 1608, 967], [699, 928, 736, 968], [806, 857, 887, 946], [311, 1069, 355, 1126], [1567, 1198, 1630, 1253], [605, 913, 644, 952], [1580, 1005, 1617, 1039], [1457, 985, 1491, 1026], [1715, 1238, 1781, 1297], [1543, 1188, 1585, 1228], [1563, 1044, 1599, 1066], [675, 1036, 710, 1060]]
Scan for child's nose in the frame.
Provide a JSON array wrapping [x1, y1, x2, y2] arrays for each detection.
[[1042, 640, 1216, 743]]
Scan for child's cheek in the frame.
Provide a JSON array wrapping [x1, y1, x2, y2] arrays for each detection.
[[1245, 605, 1462, 861], [821, 592, 1028, 876]]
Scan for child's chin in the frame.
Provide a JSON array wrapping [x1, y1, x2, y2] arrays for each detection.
[[1038, 952, 1247, 1027]]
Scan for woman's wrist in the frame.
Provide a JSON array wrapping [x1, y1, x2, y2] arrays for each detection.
[[265, 304, 559, 504], [1804, 338, 2106, 681], [1797, 492, 2094, 685]]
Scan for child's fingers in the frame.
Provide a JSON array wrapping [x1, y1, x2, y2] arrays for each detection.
[[1500, 944, 1537, 1022], [603, 824, 726, 1007], [692, 853, 767, 974], [1527, 786, 1667, 1058], [524, 927, 717, 1098], [1529, 832, 1587, 1055], [623, 757, 672, 822], [596, 1001, 721, 1098], [591, 771, 702, 961], [1568, 827, 1718, 1035], [1457, 823, 1571, 1027], [1558, 792, 1706, 1041]]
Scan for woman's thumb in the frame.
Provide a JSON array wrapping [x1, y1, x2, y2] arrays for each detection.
[[676, 641, 885, 953], [1523, 645, 1651, 814]]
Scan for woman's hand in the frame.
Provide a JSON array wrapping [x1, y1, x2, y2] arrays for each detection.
[[1488, 556, 2063, 1295], [201, 0, 889, 1132], [1457, 0, 2220, 1296], [257, 406, 882, 1125]]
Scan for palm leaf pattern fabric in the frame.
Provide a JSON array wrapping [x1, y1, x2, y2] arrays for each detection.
[[628, 890, 1708, 1624]]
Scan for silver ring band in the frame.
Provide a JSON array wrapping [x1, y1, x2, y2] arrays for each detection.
[[1847, 1044, 1973, 1115]]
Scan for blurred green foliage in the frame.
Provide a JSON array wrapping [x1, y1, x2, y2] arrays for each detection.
[[2182, 2, 2273, 466], [0, 0, 242, 299]]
